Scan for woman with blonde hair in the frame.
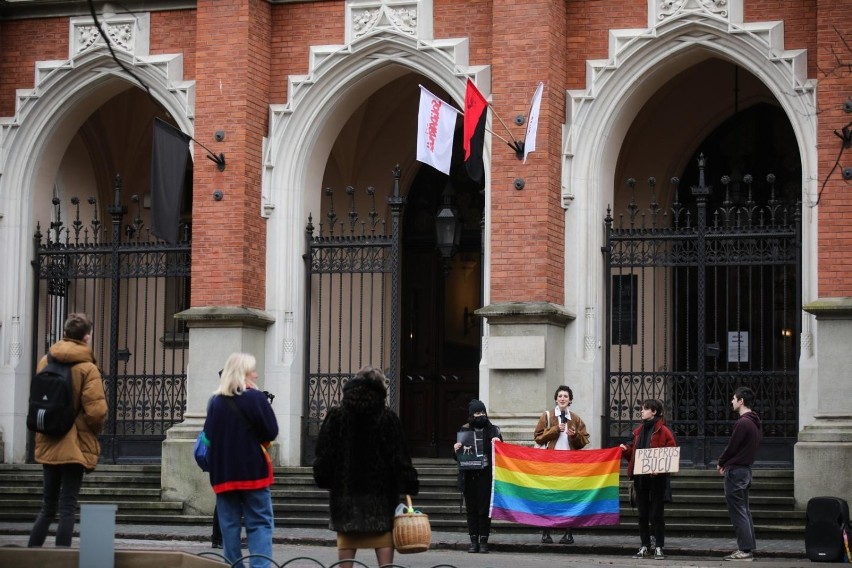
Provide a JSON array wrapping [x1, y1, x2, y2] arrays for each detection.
[[203, 352, 278, 568]]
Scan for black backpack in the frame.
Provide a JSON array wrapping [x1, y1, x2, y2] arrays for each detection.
[[26, 354, 77, 436], [806, 496, 851, 562]]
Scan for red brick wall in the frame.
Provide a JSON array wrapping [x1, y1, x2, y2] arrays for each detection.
[[814, 0, 852, 296], [191, 0, 271, 308], [484, 0, 560, 303], [0, 18, 67, 117], [150, 10, 198, 79], [0, 0, 840, 302], [564, 2, 644, 89], [481, 1, 643, 304], [744, 0, 817, 77], [270, 1, 344, 104], [435, 0, 492, 64]]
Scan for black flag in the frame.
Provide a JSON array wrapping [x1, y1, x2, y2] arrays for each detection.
[[150, 118, 190, 244]]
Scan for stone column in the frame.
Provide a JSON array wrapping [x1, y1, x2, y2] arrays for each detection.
[[795, 298, 852, 507], [476, 302, 575, 443], [161, 307, 273, 515]]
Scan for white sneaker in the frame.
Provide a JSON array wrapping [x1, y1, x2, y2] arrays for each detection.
[[654, 547, 665, 559], [633, 546, 652, 559], [723, 550, 754, 561]]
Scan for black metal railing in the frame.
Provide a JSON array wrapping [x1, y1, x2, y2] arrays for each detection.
[[32, 175, 190, 463], [604, 157, 801, 467], [302, 167, 404, 464]]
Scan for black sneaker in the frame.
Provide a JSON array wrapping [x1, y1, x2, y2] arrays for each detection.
[[541, 532, 553, 544], [559, 532, 574, 544]]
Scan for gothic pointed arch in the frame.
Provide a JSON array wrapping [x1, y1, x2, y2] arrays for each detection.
[[261, 25, 492, 465], [562, 0, 816, 364], [0, 11, 195, 464]]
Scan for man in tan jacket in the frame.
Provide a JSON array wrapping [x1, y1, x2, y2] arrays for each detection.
[[28, 313, 108, 548]]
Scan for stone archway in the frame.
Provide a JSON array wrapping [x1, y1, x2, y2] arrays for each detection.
[[262, 28, 492, 466], [0, 12, 195, 464], [560, 0, 817, 451]]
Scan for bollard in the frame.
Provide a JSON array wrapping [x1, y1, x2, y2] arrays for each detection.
[[79, 503, 117, 568]]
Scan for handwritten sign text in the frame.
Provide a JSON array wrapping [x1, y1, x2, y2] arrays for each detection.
[[633, 446, 681, 475]]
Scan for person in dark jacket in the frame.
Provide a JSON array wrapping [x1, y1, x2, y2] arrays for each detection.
[[453, 399, 503, 553], [619, 399, 677, 560], [313, 366, 419, 568], [717, 386, 762, 562], [204, 352, 279, 568], [28, 313, 108, 548]]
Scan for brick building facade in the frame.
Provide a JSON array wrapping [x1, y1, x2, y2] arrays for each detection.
[[0, 0, 849, 513]]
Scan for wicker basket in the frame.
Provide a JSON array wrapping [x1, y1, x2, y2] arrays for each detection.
[[393, 495, 431, 554]]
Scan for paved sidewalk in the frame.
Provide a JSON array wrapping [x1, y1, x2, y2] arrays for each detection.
[[0, 521, 806, 560]]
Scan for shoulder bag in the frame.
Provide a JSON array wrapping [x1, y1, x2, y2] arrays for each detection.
[[534, 410, 551, 449], [224, 395, 272, 466]]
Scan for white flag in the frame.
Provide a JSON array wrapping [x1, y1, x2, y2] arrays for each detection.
[[523, 82, 544, 163], [416, 85, 460, 175]]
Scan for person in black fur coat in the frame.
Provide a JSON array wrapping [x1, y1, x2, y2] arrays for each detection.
[[453, 399, 503, 553], [313, 366, 419, 568]]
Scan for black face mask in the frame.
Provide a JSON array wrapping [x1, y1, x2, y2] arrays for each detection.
[[471, 416, 488, 428]]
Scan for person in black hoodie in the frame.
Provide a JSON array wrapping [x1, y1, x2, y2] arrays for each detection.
[[453, 399, 503, 553], [717, 386, 762, 562], [312, 366, 419, 568]]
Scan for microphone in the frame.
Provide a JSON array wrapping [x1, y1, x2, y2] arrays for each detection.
[[560, 411, 567, 424]]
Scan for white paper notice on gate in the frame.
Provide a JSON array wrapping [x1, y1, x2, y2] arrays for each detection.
[[633, 447, 681, 475]]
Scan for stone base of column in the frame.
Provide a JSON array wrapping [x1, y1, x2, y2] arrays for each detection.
[[489, 412, 542, 446], [794, 415, 852, 509], [161, 413, 211, 515], [476, 302, 575, 423], [161, 306, 275, 515], [799, 299, 852, 509]]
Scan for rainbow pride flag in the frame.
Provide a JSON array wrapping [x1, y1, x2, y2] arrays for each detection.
[[490, 441, 621, 528]]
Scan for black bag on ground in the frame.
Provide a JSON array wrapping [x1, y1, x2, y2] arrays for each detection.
[[26, 354, 76, 436], [805, 496, 851, 562]]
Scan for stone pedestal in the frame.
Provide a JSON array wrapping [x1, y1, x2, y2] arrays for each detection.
[[476, 302, 575, 443], [796, 298, 852, 508], [161, 306, 274, 515]]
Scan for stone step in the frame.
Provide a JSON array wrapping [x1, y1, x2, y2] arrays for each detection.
[[0, 463, 802, 539]]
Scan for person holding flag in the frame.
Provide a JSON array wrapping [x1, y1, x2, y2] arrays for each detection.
[[453, 399, 502, 554], [533, 385, 590, 544]]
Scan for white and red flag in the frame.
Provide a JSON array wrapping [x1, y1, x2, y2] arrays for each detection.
[[416, 85, 460, 175]]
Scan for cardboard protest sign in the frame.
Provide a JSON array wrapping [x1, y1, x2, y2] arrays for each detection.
[[633, 446, 681, 475]]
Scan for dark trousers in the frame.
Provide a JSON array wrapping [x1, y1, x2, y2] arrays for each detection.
[[635, 474, 667, 548], [463, 469, 492, 537], [28, 463, 85, 547], [212, 505, 222, 542], [724, 466, 756, 551]]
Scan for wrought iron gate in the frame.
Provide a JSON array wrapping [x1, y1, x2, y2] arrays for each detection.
[[604, 159, 801, 467], [32, 176, 190, 463], [302, 167, 404, 464]]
